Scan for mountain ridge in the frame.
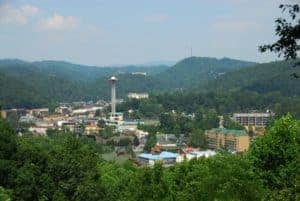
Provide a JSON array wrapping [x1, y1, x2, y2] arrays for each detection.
[[1, 57, 298, 109]]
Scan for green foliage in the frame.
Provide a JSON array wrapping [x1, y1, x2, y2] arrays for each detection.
[[188, 129, 207, 148], [223, 115, 244, 130], [260, 4, 300, 60], [0, 59, 168, 109], [159, 113, 194, 134], [0, 119, 17, 186], [165, 154, 265, 201], [0, 115, 299, 201], [206, 60, 300, 96], [1, 58, 299, 114], [0, 187, 11, 201], [100, 126, 115, 139], [119, 98, 164, 119], [144, 133, 157, 152], [118, 138, 132, 147], [248, 115, 299, 200], [3, 132, 104, 201], [195, 107, 219, 130], [157, 57, 256, 90], [152, 90, 300, 119]]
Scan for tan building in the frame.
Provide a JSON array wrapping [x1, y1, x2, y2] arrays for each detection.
[[205, 128, 249, 152], [0, 110, 7, 118], [85, 125, 101, 135]]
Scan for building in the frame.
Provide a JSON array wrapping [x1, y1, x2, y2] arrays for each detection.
[[19, 114, 36, 123], [29, 121, 54, 135], [30, 108, 49, 117], [116, 121, 140, 133], [156, 134, 178, 150], [131, 72, 147, 76], [84, 124, 101, 135], [61, 122, 76, 132], [72, 106, 102, 115], [232, 112, 273, 127], [0, 109, 27, 119], [55, 106, 72, 115], [109, 112, 123, 122], [138, 151, 179, 166], [206, 128, 249, 152], [186, 150, 216, 160], [127, 93, 149, 99]]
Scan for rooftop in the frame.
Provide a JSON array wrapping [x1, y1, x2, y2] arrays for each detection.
[[109, 76, 118, 81], [207, 128, 247, 136], [138, 151, 178, 160]]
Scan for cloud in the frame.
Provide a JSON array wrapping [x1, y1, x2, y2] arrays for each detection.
[[40, 13, 78, 30], [145, 13, 169, 23], [0, 3, 39, 25], [211, 20, 263, 33]]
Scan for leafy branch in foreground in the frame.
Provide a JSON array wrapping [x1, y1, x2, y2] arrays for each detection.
[[260, 4, 300, 78]]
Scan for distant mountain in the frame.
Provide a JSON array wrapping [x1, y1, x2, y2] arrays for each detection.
[[32, 60, 170, 81], [0, 59, 168, 108], [206, 60, 300, 96], [154, 57, 257, 89], [137, 60, 176, 67], [2, 57, 298, 109], [0, 61, 88, 108]]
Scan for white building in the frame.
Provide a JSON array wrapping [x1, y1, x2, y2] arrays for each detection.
[[186, 150, 216, 160], [232, 111, 274, 127], [127, 93, 149, 99], [138, 151, 178, 166]]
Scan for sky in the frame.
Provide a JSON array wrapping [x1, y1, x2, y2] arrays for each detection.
[[0, 0, 298, 66]]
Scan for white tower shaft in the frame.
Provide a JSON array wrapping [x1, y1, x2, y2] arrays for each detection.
[[111, 82, 116, 115]]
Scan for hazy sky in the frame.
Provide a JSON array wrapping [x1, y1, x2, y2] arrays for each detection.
[[0, 0, 297, 66]]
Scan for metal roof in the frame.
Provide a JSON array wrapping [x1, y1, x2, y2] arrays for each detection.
[[208, 128, 247, 136], [138, 151, 177, 160]]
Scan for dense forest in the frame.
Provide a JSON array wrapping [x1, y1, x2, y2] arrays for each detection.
[[0, 115, 298, 201], [205, 60, 300, 96], [119, 90, 300, 119], [156, 57, 256, 90]]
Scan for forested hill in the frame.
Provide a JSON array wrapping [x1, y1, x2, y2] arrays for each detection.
[[0, 59, 168, 108], [32, 60, 170, 81], [155, 57, 257, 89], [1, 57, 299, 109], [205, 60, 300, 96]]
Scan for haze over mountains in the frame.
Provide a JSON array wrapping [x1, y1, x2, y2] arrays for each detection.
[[0, 57, 299, 109]]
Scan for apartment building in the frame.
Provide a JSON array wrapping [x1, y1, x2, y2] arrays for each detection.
[[205, 128, 249, 152], [232, 112, 273, 127]]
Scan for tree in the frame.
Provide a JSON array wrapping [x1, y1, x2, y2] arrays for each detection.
[[100, 126, 115, 139], [0, 187, 11, 201], [260, 3, 300, 77], [188, 129, 207, 148], [223, 115, 244, 130], [95, 109, 101, 117], [248, 115, 299, 200], [0, 119, 17, 187], [118, 137, 132, 147], [144, 133, 157, 152], [133, 136, 140, 147], [97, 119, 106, 128]]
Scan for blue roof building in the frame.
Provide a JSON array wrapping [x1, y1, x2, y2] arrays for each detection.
[[138, 151, 178, 166]]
